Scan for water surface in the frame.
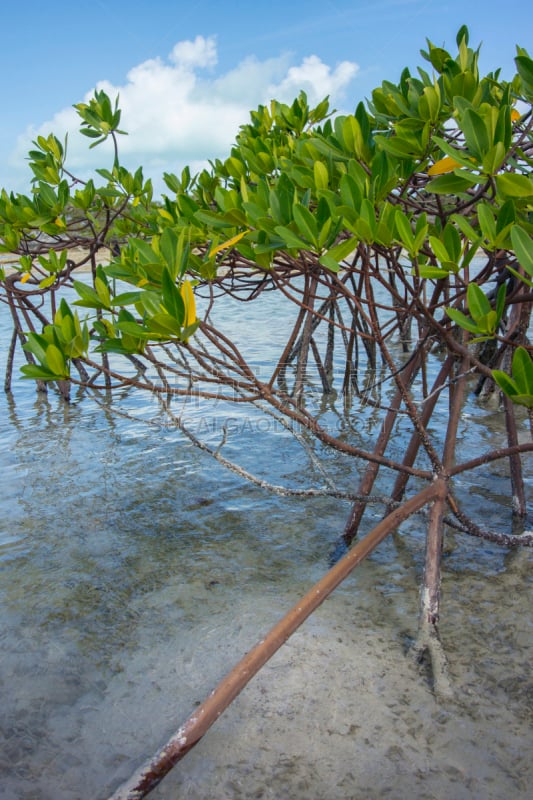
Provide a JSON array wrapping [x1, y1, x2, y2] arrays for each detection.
[[0, 286, 531, 799]]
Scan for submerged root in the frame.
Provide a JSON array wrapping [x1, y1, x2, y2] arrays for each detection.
[[413, 617, 453, 699]]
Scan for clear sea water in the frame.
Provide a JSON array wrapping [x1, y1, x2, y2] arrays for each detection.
[[0, 279, 531, 799]]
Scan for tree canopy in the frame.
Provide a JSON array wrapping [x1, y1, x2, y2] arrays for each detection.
[[1, 27, 532, 395]]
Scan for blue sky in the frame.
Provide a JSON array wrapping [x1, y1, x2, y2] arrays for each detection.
[[0, 0, 530, 194]]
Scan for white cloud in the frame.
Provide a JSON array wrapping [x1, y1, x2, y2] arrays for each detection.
[[268, 55, 359, 104], [169, 35, 218, 69], [11, 36, 359, 194]]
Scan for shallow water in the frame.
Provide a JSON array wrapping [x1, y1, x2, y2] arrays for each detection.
[[0, 286, 532, 799]]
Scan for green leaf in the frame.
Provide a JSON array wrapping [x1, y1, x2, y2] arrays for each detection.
[[430, 136, 476, 169], [146, 312, 183, 336], [45, 344, 67, 377], [110, 291, 143, 306], [419, 266, 454, 279], [511, 225, 533, 277], [96, 168, 115, 181], [292, 203, 318, 247], [477, 203, 497, 245], [39, 274, 57, 289], [473, 310, 498, 337], [161, 267, 184, 323], [340, 115, 364, 158], [194, 209, 234, 228], [413, 212, 428, 253], [502, 392, 533, 409], [429, 235, 450, 264], [450, 213, 480, 244], [443, 223, 461, 263], [339, 173, 362, 212], [492, 370, 518, 398], [374, 134, 420, 159], [73, 280, 107, 309], [274, 225, 310, 251], [419, 84, 441, 123], [318, 253, 341, 272], [79, 128, 103, 140], [512, 346, 533, 395], [515, 55, 533, 95], [180, 320, 201, 343], [95, 276, 111, 308], [495, 283, 507, 327], [23, 332, 49, 364], [20, 364, 58, 380], [163, 172, 182, 193], [395, 209, 415, 253], [422, 43, 450, 73], [496, 200, 516, 235], [493, 347, 533, 409], [467, 282, 491, 321], [427, 173, 479, 194], [446, 307, 481, 334], [482, 142, 506, 176], [59, 314, 75, 342], [177, 194, 199, 219], [456, 25, 469, 46], [495, 173, 533, 198], [313, 161, 329, 191], [159, 227, 179, 278], [461, 109, 489, 160], [325, 236, 359, 263], [358, 199, 377, 242], [506, 266, 533, 290], [115, 321, 154, 340]]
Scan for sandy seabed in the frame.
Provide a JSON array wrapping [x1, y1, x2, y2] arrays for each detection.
[[3, 547, 526, 800], [123, 581, 532, 800]]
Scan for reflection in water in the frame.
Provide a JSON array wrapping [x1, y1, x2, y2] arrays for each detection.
[[0, 294, 532, 799]]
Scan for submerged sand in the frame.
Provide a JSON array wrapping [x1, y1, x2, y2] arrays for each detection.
[[110, 559, 532, 800], [3, 545, 528, 800]]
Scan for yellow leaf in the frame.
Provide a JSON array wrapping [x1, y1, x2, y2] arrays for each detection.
[[511, 108, 521, 122], [209, 230, 247, 257], [20, 272, 31, 284], [180, 280, 196, 328], [428, 155, 464, 176], [137, 277, 149, 287], [158, 208, 174, 222], [132, 197, 140, 207]]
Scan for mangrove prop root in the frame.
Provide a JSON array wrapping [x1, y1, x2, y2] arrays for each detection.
[[413, 359, 468, 700], [342, 349, 423, 545], [107, 479, 446, 800], [413, 616, 453, 699]]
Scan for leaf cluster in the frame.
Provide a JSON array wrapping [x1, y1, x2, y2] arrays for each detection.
[[1, 28, 532, 406]]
